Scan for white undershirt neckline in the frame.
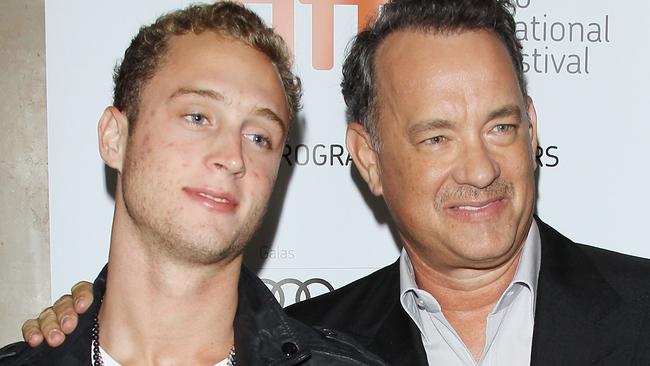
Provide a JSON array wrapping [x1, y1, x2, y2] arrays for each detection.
[[91, 344, 229, 366]]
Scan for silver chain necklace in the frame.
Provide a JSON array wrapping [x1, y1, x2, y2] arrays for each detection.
[[91, 301, 236, 366]]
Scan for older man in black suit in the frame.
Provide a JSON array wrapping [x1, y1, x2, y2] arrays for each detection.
[[288, 1, 650, 365]]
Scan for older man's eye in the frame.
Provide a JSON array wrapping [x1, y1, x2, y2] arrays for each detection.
[[183, 113, 208, 126], [492, 124, 516, 134], [425, 135, 447, 145]]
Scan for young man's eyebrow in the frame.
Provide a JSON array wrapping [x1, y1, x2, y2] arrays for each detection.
[[170, 88, 226, 102], [254, 107, 287, 136]]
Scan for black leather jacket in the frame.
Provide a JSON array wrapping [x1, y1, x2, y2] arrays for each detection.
[[0, 265, 387, 366]]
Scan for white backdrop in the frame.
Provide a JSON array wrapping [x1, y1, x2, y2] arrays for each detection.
[[46, 0, 650, 306]]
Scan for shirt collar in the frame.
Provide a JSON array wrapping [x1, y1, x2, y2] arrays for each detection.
[[511, 219, 541, 312], [399, 249, 440, 339]]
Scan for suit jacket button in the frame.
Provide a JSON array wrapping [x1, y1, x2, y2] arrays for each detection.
[[322, 328, 335, 337], [281, 342, 298, 356]]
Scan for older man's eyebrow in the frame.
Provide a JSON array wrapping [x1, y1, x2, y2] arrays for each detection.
[[408, 119, 455, 138], [170, 88, 226, 102], [487, 105, 523, 122], [254, 107, 287, 136]]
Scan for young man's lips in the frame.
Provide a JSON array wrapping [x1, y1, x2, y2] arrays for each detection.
[[182, 187, 238, 213]]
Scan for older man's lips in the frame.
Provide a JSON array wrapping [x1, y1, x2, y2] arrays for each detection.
[[182, 187, 238, 213], [445, 197, 505, 221]]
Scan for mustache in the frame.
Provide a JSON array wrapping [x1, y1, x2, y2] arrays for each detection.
[[435, 179, 514, 208]]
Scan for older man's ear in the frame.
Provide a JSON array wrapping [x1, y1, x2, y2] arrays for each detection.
[[346, 122, 384, 196]]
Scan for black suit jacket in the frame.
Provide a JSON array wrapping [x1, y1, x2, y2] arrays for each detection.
[[286, 219, 650, 365]]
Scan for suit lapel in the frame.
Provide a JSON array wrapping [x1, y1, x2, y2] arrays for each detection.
[[530, 219, 630, 366], [366, 261, 428, 366], [369, 299, 428, 366]]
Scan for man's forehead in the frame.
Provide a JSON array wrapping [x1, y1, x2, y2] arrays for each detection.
[[375, 29, 518, 92], [154, 33, 289, 123], [165, 32, 242, 58], [372, 28, 525, 124], [377, 28, 509, 67]]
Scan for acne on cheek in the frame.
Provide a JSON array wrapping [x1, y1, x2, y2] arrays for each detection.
[[252, 170, 266, 181], [141, 135, 153, 154], [251, 170, 275, 188], [162, 139, 178, 148]]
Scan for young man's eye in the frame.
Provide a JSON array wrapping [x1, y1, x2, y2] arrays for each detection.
[[183, 113, 208, 126], [244, 133, 272, 149]]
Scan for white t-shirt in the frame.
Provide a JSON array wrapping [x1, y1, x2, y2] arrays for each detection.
[[91, 344, 229, 366]]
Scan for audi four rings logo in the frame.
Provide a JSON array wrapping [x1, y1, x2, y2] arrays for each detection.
[[263, 278, 335, 307]]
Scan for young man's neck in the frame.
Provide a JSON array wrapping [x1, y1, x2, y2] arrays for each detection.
[[98, 214, 241, 366]]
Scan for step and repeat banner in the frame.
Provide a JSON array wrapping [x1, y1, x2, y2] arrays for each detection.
[[46, 0, 650, 305]]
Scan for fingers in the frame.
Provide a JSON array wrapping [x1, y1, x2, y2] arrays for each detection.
[[37, 307, 66, 347], [22, 318, 44, 347], [20, 281, 93, 349], [21, 295, 76, 348], [52, 295, 78, 335], [71, 281, 94, 314]]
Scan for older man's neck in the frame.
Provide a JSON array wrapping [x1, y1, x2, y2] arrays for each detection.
[[98, 231, 241, 366], [404, 243, 524, 360]]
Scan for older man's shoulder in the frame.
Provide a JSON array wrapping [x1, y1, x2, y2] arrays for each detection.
[[575, 241, 650, 289], [285, 261, 401, 341]]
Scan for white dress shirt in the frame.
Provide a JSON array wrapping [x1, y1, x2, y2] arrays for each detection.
[[400, 221, 541, 366]]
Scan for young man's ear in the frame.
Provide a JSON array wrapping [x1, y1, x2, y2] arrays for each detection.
[[97, 106, 129, 172], [346, 122, 383, 196]]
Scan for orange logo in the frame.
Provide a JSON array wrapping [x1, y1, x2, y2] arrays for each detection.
[[239, 0, 386, 70]]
